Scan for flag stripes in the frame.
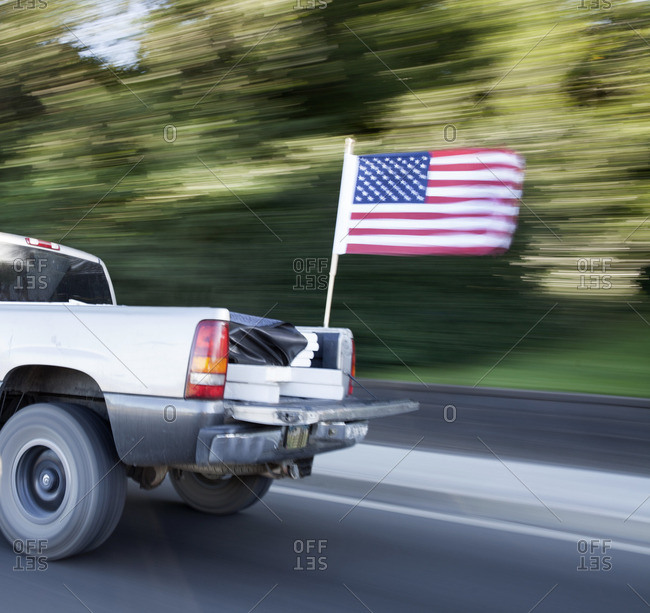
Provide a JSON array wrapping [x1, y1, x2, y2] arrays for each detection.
[[332, 148, 525, 256]]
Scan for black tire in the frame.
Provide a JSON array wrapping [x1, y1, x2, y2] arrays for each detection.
[[0, 403, 126, 560], [169, 469, 272, 515]]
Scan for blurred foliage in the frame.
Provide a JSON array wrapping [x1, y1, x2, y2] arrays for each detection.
[[0, 0, 649, 390]]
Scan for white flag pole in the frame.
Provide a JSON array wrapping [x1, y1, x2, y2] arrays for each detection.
[[323, 137, 356, 327], [322, 252, 338, 328]]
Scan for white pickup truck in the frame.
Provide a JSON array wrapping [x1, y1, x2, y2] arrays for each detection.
[[0, 232, 417, 559]]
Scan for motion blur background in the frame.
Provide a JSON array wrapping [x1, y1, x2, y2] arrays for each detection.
[[1, 0, 649, 395]]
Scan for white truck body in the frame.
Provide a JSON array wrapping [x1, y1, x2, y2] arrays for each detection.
[[0, 231, 417, 559], [0, 303, 227, 397], [0, 231, 416, 469]]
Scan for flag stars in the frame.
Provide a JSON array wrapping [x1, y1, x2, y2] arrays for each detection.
[[355, 152, 430, 204]]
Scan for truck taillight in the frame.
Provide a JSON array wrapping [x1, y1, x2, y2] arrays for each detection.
[[348, 339, 356, 396], [185, 320, 229, 400]]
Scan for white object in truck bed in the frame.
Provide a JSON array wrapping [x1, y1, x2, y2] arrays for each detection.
[[290, 332, 319, 368], [224, 363, 346, 403]]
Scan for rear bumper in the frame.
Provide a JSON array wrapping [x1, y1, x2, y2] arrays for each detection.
[[196, 420, 371, 464], [197, 398, 418, 464], [105, 393, 417, 467]]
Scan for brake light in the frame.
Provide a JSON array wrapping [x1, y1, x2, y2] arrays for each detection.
[[25, 237, 60, 251], [185, 320, 229, 400], [348, 338, 356, 396]]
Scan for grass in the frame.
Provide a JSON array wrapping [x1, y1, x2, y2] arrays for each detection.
[[362, 310, 650, 398]]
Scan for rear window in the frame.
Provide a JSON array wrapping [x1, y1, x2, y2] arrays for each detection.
[[0, 243, 112, 304]]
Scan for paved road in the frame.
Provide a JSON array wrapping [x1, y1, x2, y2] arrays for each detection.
[[359, 380, 650, 474], [2, 478, 649, 613], [1, 382, 649, 612]]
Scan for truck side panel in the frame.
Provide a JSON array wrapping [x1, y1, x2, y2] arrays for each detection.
[[0, 304, 229, 398]]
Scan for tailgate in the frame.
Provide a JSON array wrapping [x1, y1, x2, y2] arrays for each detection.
[[224, 398, 418, 426]]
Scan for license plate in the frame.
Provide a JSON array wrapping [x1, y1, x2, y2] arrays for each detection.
[[285, 425, 310, 449]]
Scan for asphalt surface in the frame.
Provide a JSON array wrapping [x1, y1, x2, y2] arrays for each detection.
[[1, 382, 649, 612], [359, 380, 650, 475]]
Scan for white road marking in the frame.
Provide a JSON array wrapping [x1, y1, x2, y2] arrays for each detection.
[[306, 443, 650, 524], [271, 486, 650, 556]]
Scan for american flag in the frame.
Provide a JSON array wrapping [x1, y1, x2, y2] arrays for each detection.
[[332, 148, 525, 256]]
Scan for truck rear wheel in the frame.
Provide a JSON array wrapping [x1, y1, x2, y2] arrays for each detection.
[[0, 403, 126, 560], [169, 469, 272, 515]]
